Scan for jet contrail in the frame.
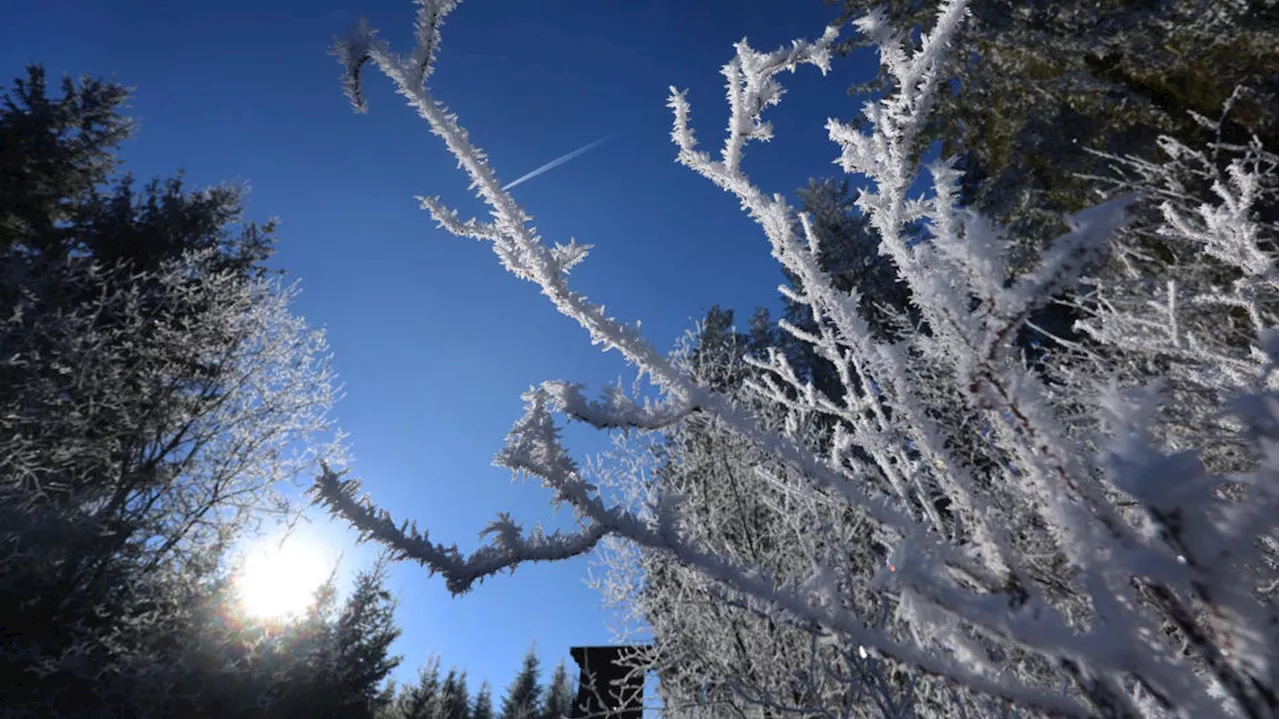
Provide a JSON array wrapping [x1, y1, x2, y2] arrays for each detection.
[[502, 133, 617, 191]]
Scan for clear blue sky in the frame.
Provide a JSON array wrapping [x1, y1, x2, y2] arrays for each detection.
[[4, 0, 879, 695]]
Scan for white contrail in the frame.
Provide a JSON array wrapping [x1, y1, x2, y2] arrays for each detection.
[[502, 133, 617, 191]]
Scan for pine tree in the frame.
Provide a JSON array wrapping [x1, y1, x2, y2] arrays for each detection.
[[499, 648, 542, 719], [539, 662, 575, 719], [0, 66, 274, 279]]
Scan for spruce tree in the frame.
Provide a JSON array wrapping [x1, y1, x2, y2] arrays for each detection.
[[499, 648, 542, 719], [471, 682, 496, 719], [540, 662, 575, 719], [0, 66, 274, 279], [394, 656, 443, 719], [441, 669, 472, 719], [0, 65, 130, 260], [330, 557, 405, 717], [256, 561, 403, 718]]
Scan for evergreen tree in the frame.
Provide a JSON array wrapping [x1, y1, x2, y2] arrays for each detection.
[[499, 648, 542, 719], [0, 66, 274, 279], [329, 557, 405, 717], [441, 669, 472, 719], [0, 65, 130, 260], [540, 662, 576, 719], [393, 656, 444, 719], [377, 681, 403, 719], [471, 682, 496, 719], [248, 560, 402, 719]]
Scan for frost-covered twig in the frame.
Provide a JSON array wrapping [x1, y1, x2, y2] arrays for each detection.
[[316, 2, 1279, 717]]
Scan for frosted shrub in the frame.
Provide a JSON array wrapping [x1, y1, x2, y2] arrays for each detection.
[[0, 248, 344, 712]]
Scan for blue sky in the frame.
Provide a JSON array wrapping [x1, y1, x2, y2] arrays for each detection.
[[4, 0, 880, 695]]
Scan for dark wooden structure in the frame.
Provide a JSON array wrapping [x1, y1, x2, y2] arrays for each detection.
[[568, 645, 650, 719]]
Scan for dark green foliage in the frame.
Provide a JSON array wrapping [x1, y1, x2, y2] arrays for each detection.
[[389, 656, 444, 719], [499, 647, 543, 719], [540, 662, 576, 719], [789, 179, 914, 342], [0, 66, 274, 278], [265, 558, 403, 719], [688, 305, 774, 393], [336, 559, 407, 715], [174, 562, 401, 718], [440, 669, 472, 719], [0, 537, 404, 717], [381, 653, 567, 719], [471, 682, 496, 719], [0, 65, 130, 260]]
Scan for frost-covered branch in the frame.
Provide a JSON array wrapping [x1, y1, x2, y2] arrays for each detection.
[[317, 2, 1279, 717]]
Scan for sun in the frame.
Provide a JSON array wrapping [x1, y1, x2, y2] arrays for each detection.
[[236, 534, 335, 620]]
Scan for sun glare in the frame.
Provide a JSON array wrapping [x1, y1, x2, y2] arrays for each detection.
[[236, 535, 334, 620]]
